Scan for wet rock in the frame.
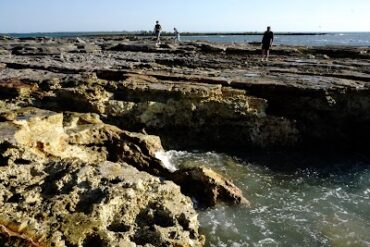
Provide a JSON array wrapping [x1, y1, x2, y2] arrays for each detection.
[[171, 167, 250, 208], [111, 131, 172, 177]]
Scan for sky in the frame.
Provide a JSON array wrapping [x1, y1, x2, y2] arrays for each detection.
[[0, 0, 369, 33]]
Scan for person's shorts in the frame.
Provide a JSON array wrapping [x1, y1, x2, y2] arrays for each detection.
[[262, 43, 271, 50], [155, 31, 161, 37]]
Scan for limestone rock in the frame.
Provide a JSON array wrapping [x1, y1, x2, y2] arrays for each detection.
[[0, 108, 169, 171], [109, 130, 172, 177], [108, 43, 158, 52], [0, 108, 107, 165], [0, 161, 205, 247], [0, 108, 205, 246], [171, 167, 250, 208], [0, 78, 38, 98], [0, 50, 11, 57], [55, 85, 112, 114], [197, 43, 226, 53]]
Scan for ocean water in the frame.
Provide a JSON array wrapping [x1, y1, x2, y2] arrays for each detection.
[[163, 151, 370, 247], [2, 32, 370, 46], [182, 33, 370, 46]]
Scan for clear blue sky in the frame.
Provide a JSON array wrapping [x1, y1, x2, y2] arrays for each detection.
[[0, 0, 369, 33]]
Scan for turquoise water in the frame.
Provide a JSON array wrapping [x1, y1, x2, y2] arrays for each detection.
[[165, 151, 370, 247]]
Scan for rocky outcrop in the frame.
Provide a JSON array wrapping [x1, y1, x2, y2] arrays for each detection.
[[0, 107, 208, 246], [48, 73, 299, 150], [0, 106, 249, 246], [1, 35, 370, 246], [1, 36, 366, 150], [0, 160, 205, 247], [0, 108, 111, 164], [171, 167, 250, 208], [0, 107, 173, 176]]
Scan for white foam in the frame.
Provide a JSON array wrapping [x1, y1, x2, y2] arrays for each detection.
[[155, 150, 178, 172], [256, 238, 278, 247]]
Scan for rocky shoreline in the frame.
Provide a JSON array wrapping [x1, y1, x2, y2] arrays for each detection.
[[0, 36, 369, 246]]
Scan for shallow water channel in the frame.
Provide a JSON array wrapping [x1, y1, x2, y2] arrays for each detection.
[[164, 151, 370, 247]]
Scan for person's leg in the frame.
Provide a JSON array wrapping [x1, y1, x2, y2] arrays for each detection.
[[156, 32, 160, 44], [262, 49, 266, 61], [158, 32, 161, 44], [266, 49, 270, 61]]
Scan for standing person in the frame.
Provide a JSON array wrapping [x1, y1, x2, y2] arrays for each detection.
[[154, 21, 162, 45], [174, 28, 181, 43], [261, 26, 274, 61]]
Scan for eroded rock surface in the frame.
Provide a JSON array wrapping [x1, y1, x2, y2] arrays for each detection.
[[2, 36, 369, 150], [0, 160, 205, 247], [0, 107, 207, 247], [1, 35, 369, 246]]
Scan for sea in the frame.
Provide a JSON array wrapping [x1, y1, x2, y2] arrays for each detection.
[[162, 151, 370, 247], [2, 32, 370, 47], [182, 33, 370, 46]]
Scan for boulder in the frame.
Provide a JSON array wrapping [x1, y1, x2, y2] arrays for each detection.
[[111, 131, 171, 177], [171, 167, 250, 208]]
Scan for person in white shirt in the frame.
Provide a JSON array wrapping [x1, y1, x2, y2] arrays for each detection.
[[174, 28, 181, 43]]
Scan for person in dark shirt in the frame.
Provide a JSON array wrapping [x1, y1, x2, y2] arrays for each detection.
[[154, 21, 162, 45], [262, 26, 274, 61]]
